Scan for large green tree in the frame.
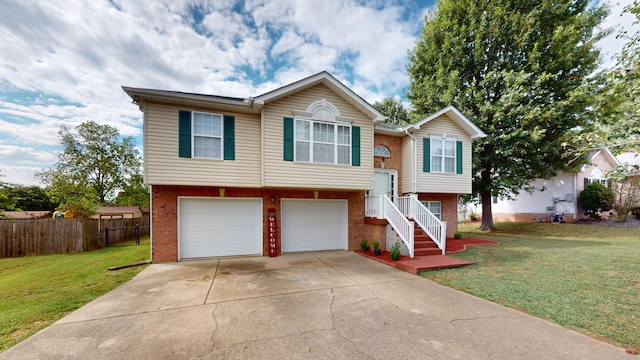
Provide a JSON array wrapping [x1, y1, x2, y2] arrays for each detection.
[[407, 0, 608, 229], [0, 170, 16, 212], [113, 174, 150, 208], [37, 121, 142, 209], [373, 97, 410, 125], [6, 186, 56, 211]]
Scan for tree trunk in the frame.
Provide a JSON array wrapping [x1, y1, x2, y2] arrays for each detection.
[[479, 191, 495, 230]]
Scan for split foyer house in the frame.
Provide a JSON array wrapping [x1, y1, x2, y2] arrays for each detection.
[[123, 71, 485, 263]]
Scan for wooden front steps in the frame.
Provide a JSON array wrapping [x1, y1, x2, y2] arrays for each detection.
[[414, 228, 442, 256]]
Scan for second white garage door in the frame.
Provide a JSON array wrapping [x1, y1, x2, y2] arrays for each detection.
[[281, 199, 348, 253], [179, 198, 262, 260]]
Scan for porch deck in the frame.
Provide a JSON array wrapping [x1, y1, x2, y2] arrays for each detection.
[[355, 250, 473, 274]]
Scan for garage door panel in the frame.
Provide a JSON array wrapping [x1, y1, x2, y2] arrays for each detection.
[[179, 198, 262, 259], [281, 199, 348, 253]]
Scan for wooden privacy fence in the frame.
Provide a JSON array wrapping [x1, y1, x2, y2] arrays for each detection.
[[100, 217, 150, 246], [0, 217, 150, 258], [0, 218, 100, 258]]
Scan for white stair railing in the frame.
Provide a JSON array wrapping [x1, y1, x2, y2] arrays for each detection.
[[382, 195, 414, 258], [365, 195, 384, 218], [406, 196, 447, 255]]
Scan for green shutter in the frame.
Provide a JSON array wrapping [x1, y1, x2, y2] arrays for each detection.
[[423, 138, 430, 172], [178, 110, 191, 158], [351, 126, 360, 166], [456, 141, 463, 174], [283, 117, 294, 161], [223, 115, 235, 160]]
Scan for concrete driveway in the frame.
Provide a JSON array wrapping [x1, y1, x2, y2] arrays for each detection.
[[0, 251, 629, 359]]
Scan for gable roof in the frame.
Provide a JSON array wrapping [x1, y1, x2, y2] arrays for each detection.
[[590, 148, 621, 168], [123, 71, 386, 122], [409, 106, 486, 139], [254, 71, 386, 123], [96, 206, 142, 214]]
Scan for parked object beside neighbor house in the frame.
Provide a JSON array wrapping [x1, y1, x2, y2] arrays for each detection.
[[468, 148, 620, 222], [92, 206, 143, 219], [123, 71, 485, 263]]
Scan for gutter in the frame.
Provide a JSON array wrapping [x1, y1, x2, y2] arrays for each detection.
[[405, 129, 417, 194]]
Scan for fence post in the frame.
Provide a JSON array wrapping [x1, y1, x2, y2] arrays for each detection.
[[105, 227, 109, 248], [135, 224, 140, 245]]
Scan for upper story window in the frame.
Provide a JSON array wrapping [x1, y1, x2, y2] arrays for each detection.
[[192, 112, 223, 159], [584, 168, 607, 187], [431, 138, 456, 173], [295, 119, 351, 165], [374, 145, 390, 157]]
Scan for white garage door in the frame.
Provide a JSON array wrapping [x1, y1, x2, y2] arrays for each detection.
[[179, 198, 262, 259], [281, 199, 348, 253]]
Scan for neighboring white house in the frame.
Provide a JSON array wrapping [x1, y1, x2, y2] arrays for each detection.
[[464, 148, 620, 222]]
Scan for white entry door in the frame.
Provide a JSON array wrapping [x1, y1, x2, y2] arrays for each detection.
[[178, 198, 262, 259], [281, 199, 348, 253], [373, 170, 397, 201]]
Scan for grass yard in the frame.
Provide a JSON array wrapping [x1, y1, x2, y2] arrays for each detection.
[[421, 222, 640, 352], [0, 238, 151, 353]]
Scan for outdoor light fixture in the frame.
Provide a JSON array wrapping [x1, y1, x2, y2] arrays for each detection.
[[270, 195, 275, 203]]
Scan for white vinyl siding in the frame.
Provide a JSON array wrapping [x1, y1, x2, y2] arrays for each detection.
[[144, 103, 261, 186], [263, 84, 373, 190], [402, 136, 414, 194], [414, 116, 472, 194]]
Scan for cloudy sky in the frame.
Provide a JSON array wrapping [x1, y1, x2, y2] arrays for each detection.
[[0, 0, 636, 186]]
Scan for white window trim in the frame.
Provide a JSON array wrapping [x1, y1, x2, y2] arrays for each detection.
[[430, 137, 456, 174], [191, 111, 224, 160], [374, 145, 391, 158], [294, 118, 351, 165], [421, 200, 442, 220]]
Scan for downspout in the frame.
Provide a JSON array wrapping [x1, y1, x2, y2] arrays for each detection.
[[573, 173, 578, 220], [405, 129, 417, 194]]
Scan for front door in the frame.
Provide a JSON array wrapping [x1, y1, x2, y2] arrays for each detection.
[[373, 170, 397, 201]]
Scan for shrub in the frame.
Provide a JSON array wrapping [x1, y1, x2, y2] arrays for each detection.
[[469, 212, 478, 221], [390, 242, 401, 261], [454, 231, 462, 239], [371, 240, 380, 250], [578, 182, 615, 219], [359, 239, 370, 252]]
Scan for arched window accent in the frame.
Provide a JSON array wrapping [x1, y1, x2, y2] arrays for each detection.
[[374, 145, 391, 157], [584, 167, 607, 187], [306, 99, 341, 121]]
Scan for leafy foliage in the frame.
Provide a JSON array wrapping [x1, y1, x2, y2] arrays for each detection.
[[390, 242, 401, 261], [113, 174, 150, 208], [37, 121, 142, 208], [607, 164, 640, 222], [407, 0, 608, 229], [578, 182, 615, 219], [5, 186, 56, 211], [359, 239, 370, 252], [0, 171, 16, 212], [372, 97, 409, 125]]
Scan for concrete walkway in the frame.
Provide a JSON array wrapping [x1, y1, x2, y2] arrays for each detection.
[[0, 251, 629, 359]]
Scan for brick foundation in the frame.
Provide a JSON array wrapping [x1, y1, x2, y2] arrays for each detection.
[[150, 185, 366, 263], [417, 193, 458, 237]]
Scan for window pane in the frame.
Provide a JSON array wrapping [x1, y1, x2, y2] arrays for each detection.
[[194, 136, 221, 159], [337, 145, 350, 165], [193, 113, 221, 136], [444, 157, 455, 173], [444, 141, 455, 156], [296, 120, 310, 140], [431, 139, 443, 155], [431, 156, 442, 172], [210, 114, 222, 136], [337, 126, 350, 145], [314, 123, 334, 143], [313, 143, 334, 163], [296, 141, 310, 162]]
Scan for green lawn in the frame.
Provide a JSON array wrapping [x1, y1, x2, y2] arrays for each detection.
[[0, 238, 151, 353], [421, 222, 640, 352]]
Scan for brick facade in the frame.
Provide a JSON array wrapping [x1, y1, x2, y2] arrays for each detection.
[[151, 185, 366, 263], [418, 193, 458, 237]]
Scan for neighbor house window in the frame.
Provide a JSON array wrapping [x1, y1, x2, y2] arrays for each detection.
[[421, 201, 442, 220], [294, 119, 351, 165], [584, 178, 607, 187], [192, 112, 223, 159], [431, 138, 456, 173]]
